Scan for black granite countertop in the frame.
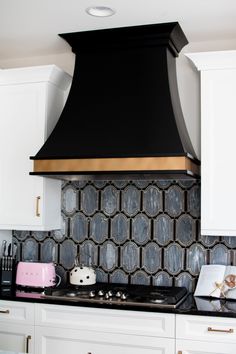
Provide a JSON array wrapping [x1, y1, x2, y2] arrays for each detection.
[[1, 286, 236, 318]]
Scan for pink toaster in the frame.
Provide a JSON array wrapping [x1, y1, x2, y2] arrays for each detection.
[[16, 261, 56, 288]]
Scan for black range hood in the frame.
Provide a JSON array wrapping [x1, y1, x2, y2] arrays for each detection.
[[30, 22, 200, 179]]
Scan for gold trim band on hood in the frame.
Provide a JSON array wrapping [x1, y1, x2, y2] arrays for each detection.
[[33, 156, 200, 175]]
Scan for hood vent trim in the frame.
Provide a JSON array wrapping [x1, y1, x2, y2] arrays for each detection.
[[30, 22, 200, 179]]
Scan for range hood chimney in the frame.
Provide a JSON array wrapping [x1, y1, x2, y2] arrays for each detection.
[[31, 22, 200, 179]]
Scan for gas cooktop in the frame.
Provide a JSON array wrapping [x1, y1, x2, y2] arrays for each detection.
[[42, 283, 188, 309]]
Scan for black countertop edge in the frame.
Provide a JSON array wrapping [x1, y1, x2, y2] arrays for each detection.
[[1, 290, 236, 318]]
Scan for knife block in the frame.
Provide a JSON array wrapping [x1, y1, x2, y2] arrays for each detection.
[[0, 258, 15, 286]]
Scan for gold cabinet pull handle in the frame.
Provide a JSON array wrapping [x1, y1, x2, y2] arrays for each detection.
[[36, 196, 41, 217], [0, 309, 10, 314], [26, 335, 31, 353], [208, 326, 234, 333], [177, 351, 183, 354]]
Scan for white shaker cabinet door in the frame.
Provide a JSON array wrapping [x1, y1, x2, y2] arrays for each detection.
[[35, 304, 175, 354], [0, 83, 46, 229], [0, 300, 34, 353], [186, 51, 236, 236], [35, 326, 175, 354], [0, 66, 71, 231], [176, 314, 236, 354], [0, 323, 34, 354], [176, 339, 236, 354]]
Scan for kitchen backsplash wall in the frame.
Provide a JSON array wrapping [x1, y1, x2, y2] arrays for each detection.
[[13, 179, 236, 292]]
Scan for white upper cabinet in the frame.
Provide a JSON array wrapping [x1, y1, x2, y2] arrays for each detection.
[[186, 51, 236, 236], [0, 65, 71, 231]]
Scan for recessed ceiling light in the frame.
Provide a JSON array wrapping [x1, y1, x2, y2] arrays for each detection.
[[86, 6, 116, 17]]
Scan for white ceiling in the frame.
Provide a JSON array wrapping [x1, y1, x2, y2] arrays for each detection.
[[0, 0, 236, 60]]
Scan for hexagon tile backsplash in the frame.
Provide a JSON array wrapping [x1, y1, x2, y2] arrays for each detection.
[[13, 179, 236, 292]]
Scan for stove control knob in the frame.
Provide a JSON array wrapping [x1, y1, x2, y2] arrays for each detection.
[[121, 293, 128, 301], [89, 291, 96, 298], [98, 290, 104, 296], [115, 291, 122, 298], [104, 292, 110, 300], [107, 290, 113, 297]]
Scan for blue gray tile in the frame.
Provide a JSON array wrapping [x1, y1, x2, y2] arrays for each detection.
[[22, 238, 39, 262], [90, 213, 108, 243], [111, 214, 129, 244], [81, 185, 98, 216], [101, 186, 119, 216], [153, 215, 174, 245], [133, 180, 150, 189], [165, 185, 184, 217], [93, 180, 107, 188], [178, 180, 195, 189], [222, 236, 236, 248], [175, 272, 195, 292], [15, 178, 235, 291], [95, 268, 109, 283], [132, 214, 150, 245], [186, 244, 207, 275], [13, 231, 29, 241], [142, 242, 161, 274], [122, 186, 140, 216], [32, 231, 48, 241], [62, 185, 77, 215], [59, 239, 77, 269], [155, 180, 173, 189], [143, 186, 162, 216], [72, 180, 87, 189], [110, 269, 128, 284], [100, 241, 118, 271], [70, 212, 88, 243], [41, 239, 58, 263], [121, 242, 140, 273], [164, 243, 184, 275], [210, 244, 231, 265], [176, 215, 196, 246], [52, 215, 68, 242], [113, 180, 128, 189], [153, 271, 173, 286], [200, 235, 219, 247], [131, 270, 150, 285], [79, 240, 98, 267], [187, 185, 200, 217]]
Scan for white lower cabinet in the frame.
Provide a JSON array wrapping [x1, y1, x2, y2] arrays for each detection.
[[0, 324, 34, 353], [2, 301, 236, 354], [35, 326, 174, 354], [34, 304, 175, 354], [176, 339, 236, 354], [0, 300, 35, 353], [176, 314, 236, 354]]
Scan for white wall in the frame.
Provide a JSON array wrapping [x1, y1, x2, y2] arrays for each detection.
[[1, 38, 236, 161], [0, 52, 76, 76]]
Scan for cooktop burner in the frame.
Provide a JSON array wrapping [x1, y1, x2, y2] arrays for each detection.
[[42, 283, 188, 309]]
